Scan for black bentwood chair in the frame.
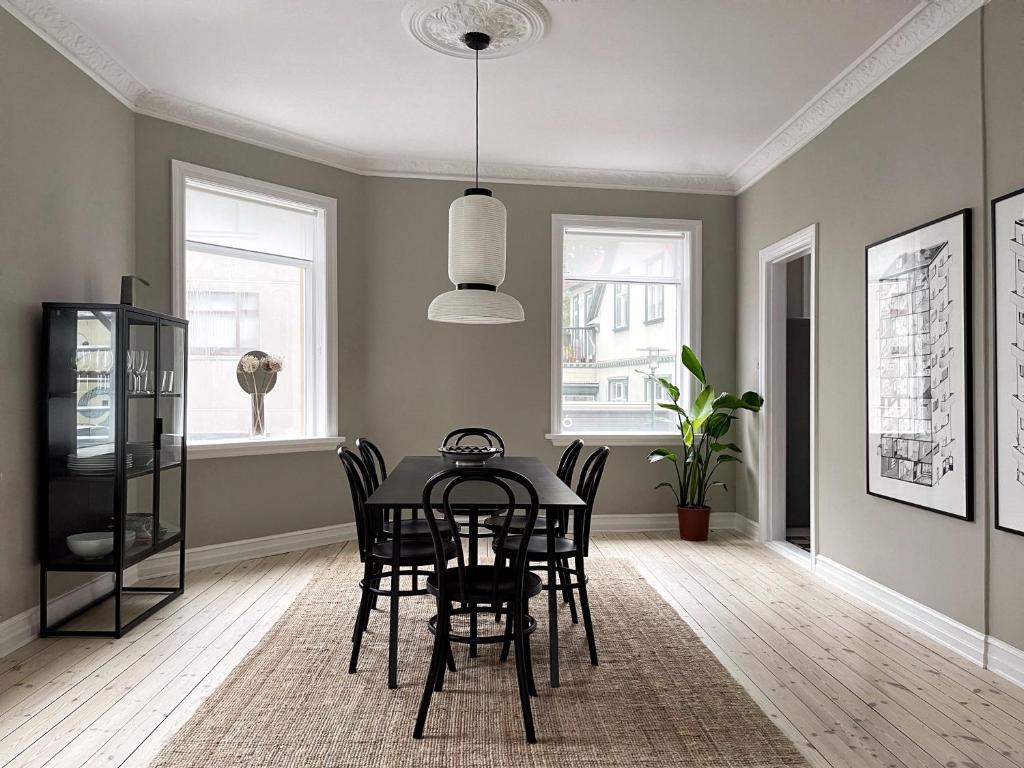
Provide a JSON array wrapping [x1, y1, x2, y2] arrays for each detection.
[[414, 467, 543, 744], [483, 439, 583, 537], [338, 447, 457, 689], [494, 446, 609, 688]]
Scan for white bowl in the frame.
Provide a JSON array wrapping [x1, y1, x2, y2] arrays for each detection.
[[66, 531, 136, 558]]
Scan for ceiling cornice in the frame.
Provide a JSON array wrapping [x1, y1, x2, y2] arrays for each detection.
[[730, 0, 987, 193], [2, 0, 987, 197]]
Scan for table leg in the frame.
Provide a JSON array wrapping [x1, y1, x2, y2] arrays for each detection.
[[547, 556, 559, 687]]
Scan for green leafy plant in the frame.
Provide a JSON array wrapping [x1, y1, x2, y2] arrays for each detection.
[[640, 345, 763, 508]]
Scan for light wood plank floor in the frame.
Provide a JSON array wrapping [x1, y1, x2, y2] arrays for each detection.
[[1, 532, 1022, 767]]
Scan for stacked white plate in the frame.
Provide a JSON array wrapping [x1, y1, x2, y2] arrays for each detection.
[[67, 445, 133, 475], [127, 442, 155, 469]]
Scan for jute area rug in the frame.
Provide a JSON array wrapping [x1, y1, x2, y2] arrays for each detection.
[[153, 546, 809, 767]]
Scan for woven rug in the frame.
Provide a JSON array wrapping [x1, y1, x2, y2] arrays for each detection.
[[152, 548, 809, 767]]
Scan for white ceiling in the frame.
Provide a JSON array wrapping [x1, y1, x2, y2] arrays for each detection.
[[12, 0, 977, 191]]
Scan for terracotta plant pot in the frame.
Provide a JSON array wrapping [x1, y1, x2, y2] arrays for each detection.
[[677, 505, 711, 541]]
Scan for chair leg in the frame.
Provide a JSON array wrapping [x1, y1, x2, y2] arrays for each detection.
[[349, 561, 374, 673], [559, 558, 578, 624], [576, 553, 598, 666], [368, 561, 383, 619], [434, 603, 452, 691], [500, 600, 514, 661], [413, 601, 447, 739], [388, 559, 400, 689], [522, 596, 537, 696], [547, 558, 560, 688], [512, 599, 537, 743]]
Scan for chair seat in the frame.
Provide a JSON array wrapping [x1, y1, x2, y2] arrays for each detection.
[[481, 513, 550, 534], [426, 565, 543, 604], [382, 518, 456, 537], [371, 538, 457, 565], [494, 534, 579, 559]]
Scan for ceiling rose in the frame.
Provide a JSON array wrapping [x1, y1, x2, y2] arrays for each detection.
[[403, 0, 550, 59]]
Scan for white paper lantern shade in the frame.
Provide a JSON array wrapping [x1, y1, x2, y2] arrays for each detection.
[[428, 189, 524, 324]]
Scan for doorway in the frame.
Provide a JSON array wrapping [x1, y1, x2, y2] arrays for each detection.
[[757, 225, 818, 565]]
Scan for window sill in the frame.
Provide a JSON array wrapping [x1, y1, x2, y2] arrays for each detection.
[[188, 436, 345, 460], [546, 433, 674, 447]]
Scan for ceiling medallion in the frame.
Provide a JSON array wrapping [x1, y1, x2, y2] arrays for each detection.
[[403, 0, 550, 59]]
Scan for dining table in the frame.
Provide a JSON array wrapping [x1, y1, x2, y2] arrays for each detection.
[[364, 455, 587, 668]]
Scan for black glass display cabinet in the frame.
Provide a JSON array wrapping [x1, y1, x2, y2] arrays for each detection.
[[40, 303, 187, 637]]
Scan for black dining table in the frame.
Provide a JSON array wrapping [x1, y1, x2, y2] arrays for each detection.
[[364, 455, 586, 661]]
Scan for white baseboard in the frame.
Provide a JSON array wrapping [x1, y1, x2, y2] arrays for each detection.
[[766, 539, 812, 568], [815, 555, 987, 666], [588, 511, 757, 537], [0, 574, 114, 659], [987, 636, 1024, 689], [137, 522, 358, 579]]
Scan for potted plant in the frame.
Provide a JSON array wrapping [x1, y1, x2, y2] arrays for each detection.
[[640, 345, 763, 541]]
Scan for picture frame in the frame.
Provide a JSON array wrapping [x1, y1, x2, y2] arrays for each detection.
[[864, 209, 973, 520], [992, 187, 1024, 536]]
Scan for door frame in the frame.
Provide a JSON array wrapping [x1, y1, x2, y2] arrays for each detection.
[[757, 224, 818, 565]]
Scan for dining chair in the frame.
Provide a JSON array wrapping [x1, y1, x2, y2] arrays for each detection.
[[440, 426, 506, 454], [483, 438, 583, 537], [484, 439, 583, 623], [338, 446, 457, 690], [414, 466, 542, 743], [356, 436, 429, 597], [493, 446, 610, 687]]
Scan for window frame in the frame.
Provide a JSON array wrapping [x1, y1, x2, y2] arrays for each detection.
[[171, 160, 340, 458], [613, 283, 630, 331], [608, 377, 629, 402], [548, 214, 702, 446]]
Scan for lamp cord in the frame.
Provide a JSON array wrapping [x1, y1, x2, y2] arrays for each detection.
[[475, 47, 480, 189]]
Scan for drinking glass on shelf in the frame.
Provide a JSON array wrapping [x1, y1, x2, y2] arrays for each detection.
[[139, 351, 151, 393], [126, 351, 137, 392], [160, 371, 174, 394]]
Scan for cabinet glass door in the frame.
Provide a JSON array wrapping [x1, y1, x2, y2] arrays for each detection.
[[157, 321, 185, 544], [46, 308, 118, 567], [125, 316, 157, 562]]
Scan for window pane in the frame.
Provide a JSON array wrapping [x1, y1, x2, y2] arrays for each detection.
[[186, 249, 307, 440], [563, 230, 683, 279], [560, 280, 678, 434], [186, 183, 318, 261]]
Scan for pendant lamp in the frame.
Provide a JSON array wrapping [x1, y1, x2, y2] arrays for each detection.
[[428, 31, 524, 324]]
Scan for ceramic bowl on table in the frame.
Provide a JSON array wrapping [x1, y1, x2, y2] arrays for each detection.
[[66, 530, 136, 559], [438, 445, 502, 467]]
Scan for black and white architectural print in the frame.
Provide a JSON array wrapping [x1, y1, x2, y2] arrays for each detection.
[[865, 210, 973, 520], [992, 188, 1024, 535]]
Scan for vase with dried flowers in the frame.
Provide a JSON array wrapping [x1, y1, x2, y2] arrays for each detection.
[[236, 351, 284, 438]]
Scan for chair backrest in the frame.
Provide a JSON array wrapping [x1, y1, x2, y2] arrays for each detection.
[[421, 467, 539, 606], [441, 427, 506, 455], [355, 437, 388, 491], [337, 446, 376, 561], [555, 439, 584, 486], [572, 447, 610, 557]]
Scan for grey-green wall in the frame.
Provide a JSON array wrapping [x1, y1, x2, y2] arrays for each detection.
[[735, 3, 1024, 649], [359, 175, 736, 522], [133, 117, 737, 549], [0, 8, 135, 620]]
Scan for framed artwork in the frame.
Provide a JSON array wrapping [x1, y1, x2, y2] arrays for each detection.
[[864, 209, 973, 520], [992, 187, 1024, 536]]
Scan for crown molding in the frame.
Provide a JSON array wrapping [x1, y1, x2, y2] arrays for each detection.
[[0, 0, 145, 108], [3, 0, 987, 197], [731, 0, 987, 193]]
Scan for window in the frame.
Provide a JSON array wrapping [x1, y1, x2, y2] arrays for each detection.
[[172, 161, 337, 445], [608, 377, 629, 402], [645, 374, 673, 402], [550, 215, 700, 442], [613, 284, 630, 330], [645, 254, 666, 323]]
